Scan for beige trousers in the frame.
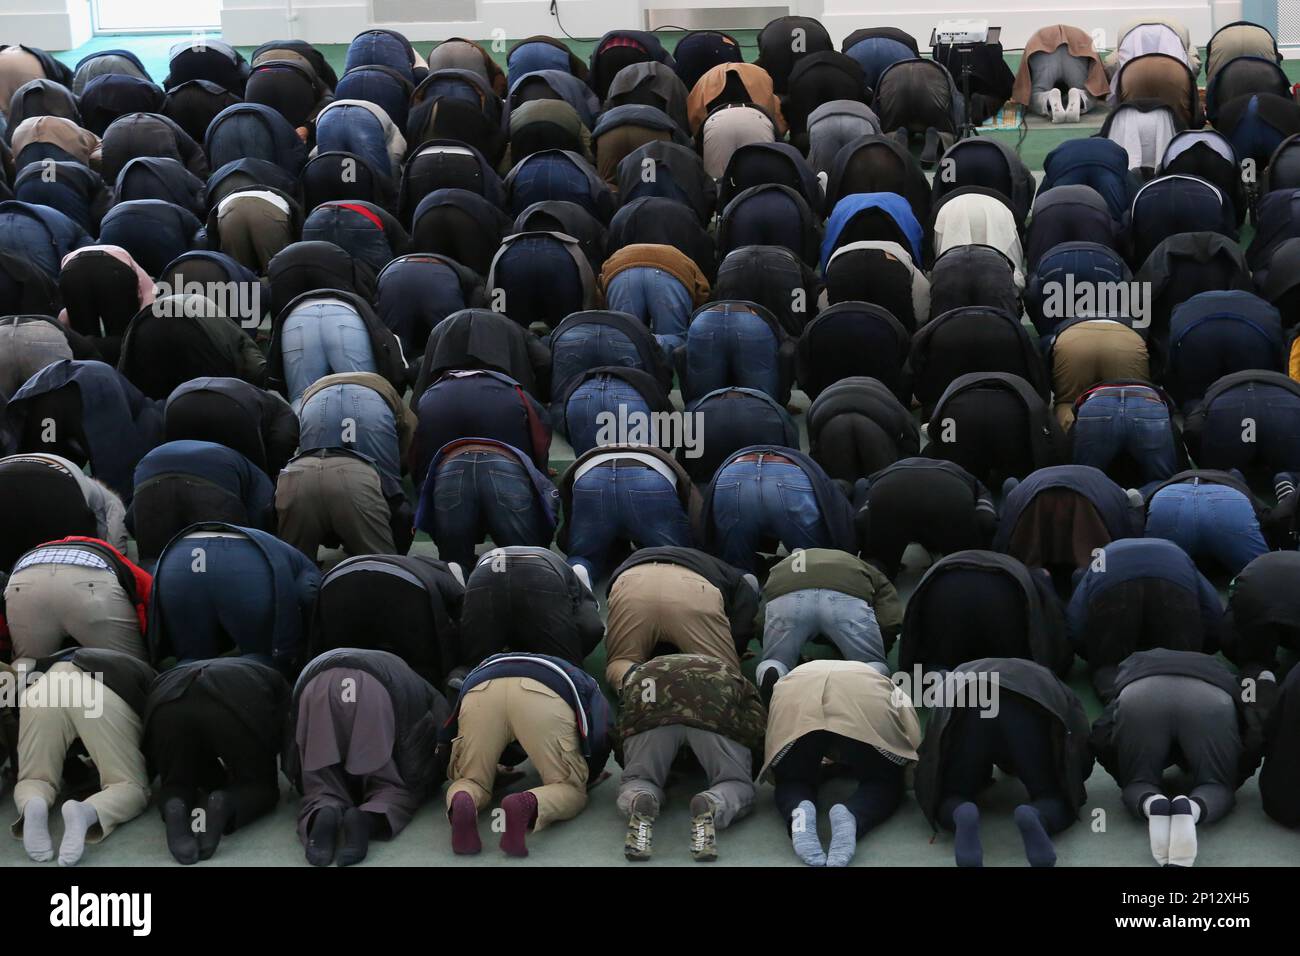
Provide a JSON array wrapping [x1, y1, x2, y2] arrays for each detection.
[[11, 663, 148, 841], [3, 563, 146, 666], [604, 563, 739, 687], [446, 677, 589, 830]]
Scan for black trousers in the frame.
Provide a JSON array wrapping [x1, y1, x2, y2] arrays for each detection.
[[772, 730, 905, 836], [147, 692, 279, 833], [937, 692, 1073, 833], [458, 562, 593, 668], [1082, 578, 1206, 701], [314, 570, 445, 686], [927, 387, 1037, 484]]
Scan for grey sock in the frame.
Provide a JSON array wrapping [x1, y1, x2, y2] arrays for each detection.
[[22, 798, 53, 862], [826, 804, 857, 867], [58, 800, 99, 867], [790, 800, 826, 866]]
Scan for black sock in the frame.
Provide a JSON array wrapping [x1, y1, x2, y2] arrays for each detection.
[[163, 798, 199, 866], [198, 791, 231, 861], [306, 807, 340, 867], [337, 808, 371, 867]]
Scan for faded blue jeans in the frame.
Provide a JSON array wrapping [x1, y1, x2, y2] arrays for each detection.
[[758, 588, 888, 687], [563, 376, 652, 456], [604, 266, 693, 359], [684, 303, 781, 402], [281, 302, 375, 403], [297, 382, 401, 490]]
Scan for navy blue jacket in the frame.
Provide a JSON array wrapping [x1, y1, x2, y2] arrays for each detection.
[[130, 439, 275, 530], [1067, 538, 1224, 652]]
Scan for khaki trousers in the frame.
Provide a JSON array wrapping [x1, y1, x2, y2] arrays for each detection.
[[446, 677, 589, 830], [3, 563, 146, 666], [1052, 321, 1150, 428], [217, 198, 293, 273], [275, 455, 397, 559], [604, 563, 739, 687], [11, 663, 148, 841]]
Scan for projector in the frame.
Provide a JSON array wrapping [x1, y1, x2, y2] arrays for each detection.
[[935, 19, 990, 45]]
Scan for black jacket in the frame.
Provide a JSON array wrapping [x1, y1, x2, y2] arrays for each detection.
[[902, 550, 1071, 676], [29, 647, 156, 719], [915, 657, 1092, 829], [143, 657, 289, 770]]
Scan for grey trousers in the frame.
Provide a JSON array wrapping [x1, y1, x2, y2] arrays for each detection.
[[0, 320, 72, 398], [1114, 674, 1243, 824], [617, 724, 755, 828]]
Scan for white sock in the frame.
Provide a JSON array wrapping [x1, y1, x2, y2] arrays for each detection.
[[1143, 794, 1171, 867], [1166, 796, 1199, 867], [58, 800, 99, 867], [21, 798, 53, 862]]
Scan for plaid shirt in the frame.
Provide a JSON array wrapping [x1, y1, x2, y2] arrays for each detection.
[[13, 546, 112, 574]]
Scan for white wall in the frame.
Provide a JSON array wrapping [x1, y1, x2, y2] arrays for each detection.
[[0, 0, 1256, 51], [221, 0, 645, 46], [817, 0, 1218, 50], [0, 0, 91, 50]]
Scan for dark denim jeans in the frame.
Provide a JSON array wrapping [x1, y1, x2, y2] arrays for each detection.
[[550, 321, 646, 392], [423, 451, 552, 568], [563, 376, 651, 456], [1196, 383, 1300, 475], [491, 235, 584, 328], [709, 457, 830, 572], [1071, 386, 1179, 485], [1145, 481, 1268, 575], [564, 460, 693, 580], [684, 303, 780, 402]]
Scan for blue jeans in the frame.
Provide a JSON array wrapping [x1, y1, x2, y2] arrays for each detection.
[[563, 377, 651, 456], [604, 267, 692, 358], [424, 451, 552, 568], [684, 304, 780, 402], [1071, 387, 1179, 485], [564, 461, 693, 580], [709, 458, 830, 572], [1145, 482, 1268, 575], [281, 304, 374, 403], [550, 321, 646, 392], [758, 589, 888, 686], [297, 383, 401, 490]]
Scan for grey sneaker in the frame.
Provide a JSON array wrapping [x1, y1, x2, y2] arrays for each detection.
[[689, 794, 718, 862], [624, 793, 655, 861]]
